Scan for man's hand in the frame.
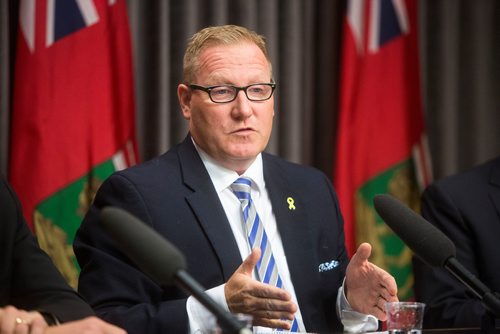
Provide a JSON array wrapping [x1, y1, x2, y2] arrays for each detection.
[[45, 316, 126, 334], [345, 243, 398, 320], [224, 248, 297, 330], [0, 306, 48, 334], [1, 307, 126, 334]]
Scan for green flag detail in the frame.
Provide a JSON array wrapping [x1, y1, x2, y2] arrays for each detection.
[[355, 159, 421, 300], [34, 159, 117, 289]]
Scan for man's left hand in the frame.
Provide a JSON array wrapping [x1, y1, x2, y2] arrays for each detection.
[[345, 242, 398, 320]]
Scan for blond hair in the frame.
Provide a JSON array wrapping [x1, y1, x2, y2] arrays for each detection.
[[183, 25, 272, 83]]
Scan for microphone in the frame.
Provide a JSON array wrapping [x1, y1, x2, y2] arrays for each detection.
[[373, 193, 455, 267], [100, 206, 252, 334], [373, 194, 500, 317]]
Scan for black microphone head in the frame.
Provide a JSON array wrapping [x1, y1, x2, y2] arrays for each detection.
[[373, 194, 456, 267], [100, 207, 186, 286]]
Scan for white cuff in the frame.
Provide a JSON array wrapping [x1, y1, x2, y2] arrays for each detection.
[[337, 279, 379, 333], [186, 284, 229, 334]]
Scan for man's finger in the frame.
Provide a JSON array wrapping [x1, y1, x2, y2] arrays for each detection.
[[250, 282, 292, 301], [352, 242, 372, 264], [26, 313, 47, 334], [252, 309, 295, 321], [382, 274, 398, 296], [239, 248, 261, 275], [28, 321, 46, 334], [245, 295, 297, 313]]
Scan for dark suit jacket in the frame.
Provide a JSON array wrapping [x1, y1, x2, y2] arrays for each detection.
[[74, 136, 349, 333], [0, 174, 93, 322], [413, 157, 500, 328]]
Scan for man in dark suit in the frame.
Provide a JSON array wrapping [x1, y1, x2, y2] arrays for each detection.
[[75, 25, 398, 333], [413, 156, 500, 328], [0, 174, 126, 334]]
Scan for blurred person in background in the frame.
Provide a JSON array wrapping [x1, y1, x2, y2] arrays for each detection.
[[414, 156, 500, 328]]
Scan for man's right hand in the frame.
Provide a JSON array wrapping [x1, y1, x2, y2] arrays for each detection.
[[224, 248, 297, 330]]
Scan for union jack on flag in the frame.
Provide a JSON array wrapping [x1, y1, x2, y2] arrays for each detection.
[[347, 0, 410, 54], [19, 0, 119, 53]]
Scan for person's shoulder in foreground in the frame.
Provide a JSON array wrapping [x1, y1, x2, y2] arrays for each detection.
[[413, 156, 500, 328], [0, 174, 93, 322], [0, 174, 126, 333]]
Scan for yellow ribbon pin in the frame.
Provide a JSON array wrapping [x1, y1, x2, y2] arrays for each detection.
[[287, 197, 296, 210]]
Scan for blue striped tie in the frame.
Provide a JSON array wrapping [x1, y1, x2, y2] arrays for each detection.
[[231, 177, 298, 332]]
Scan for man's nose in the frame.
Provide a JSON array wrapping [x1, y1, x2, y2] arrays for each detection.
[[231, 90, 253, 117]]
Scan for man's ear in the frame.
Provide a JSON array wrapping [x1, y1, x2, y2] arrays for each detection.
[[177, 84, 192, 120]]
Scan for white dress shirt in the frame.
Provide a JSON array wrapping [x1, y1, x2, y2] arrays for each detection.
[[186, 142, 378, 333]]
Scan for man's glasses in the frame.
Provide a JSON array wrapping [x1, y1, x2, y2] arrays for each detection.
[[188, 83, 276, 103]]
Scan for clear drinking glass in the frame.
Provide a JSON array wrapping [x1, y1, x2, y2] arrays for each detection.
[[385, 301, 425, 334]]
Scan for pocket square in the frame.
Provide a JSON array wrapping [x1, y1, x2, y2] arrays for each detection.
[[318, 259, 340, 272]]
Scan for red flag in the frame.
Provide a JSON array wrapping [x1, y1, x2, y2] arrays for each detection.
[[9, 0, 138, 288], [334, 0, 432, 300]]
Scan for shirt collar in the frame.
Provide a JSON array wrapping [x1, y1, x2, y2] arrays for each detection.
[[192, 138, 265, 194]]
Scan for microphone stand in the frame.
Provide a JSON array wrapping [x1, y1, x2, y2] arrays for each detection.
[[445, 258, 500, 333], [481, 292, 500, 334]]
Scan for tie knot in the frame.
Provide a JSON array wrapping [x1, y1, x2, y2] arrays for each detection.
[[231, 177, 252, 201]]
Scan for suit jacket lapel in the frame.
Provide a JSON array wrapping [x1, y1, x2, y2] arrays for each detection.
[[177, 136, 242, 281], [263, 155, 316, 325]]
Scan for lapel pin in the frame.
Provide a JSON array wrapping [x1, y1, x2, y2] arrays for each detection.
[[287, 197, 296, 210]]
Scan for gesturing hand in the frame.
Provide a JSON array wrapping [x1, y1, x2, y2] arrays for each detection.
[[224, 248, 297, 330], [345, 243, 399, 320]]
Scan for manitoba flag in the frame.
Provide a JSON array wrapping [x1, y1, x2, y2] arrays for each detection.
[[334, 0, 432, 300], [9, 0, 138, 288]]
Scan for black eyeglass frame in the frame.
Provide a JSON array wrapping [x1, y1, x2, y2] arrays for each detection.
[[188, 83, 277, 103]]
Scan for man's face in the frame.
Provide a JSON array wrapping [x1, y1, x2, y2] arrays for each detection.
[[178, 42, 274, 173]]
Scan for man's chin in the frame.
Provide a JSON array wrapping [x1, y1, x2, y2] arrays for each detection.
[[227, 146, 261, 160]]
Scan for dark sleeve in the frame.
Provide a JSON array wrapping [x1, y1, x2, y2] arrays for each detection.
[[74, 174, 189, 334], [413, 183, 485, 328], [0, 176, 93, 322]]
